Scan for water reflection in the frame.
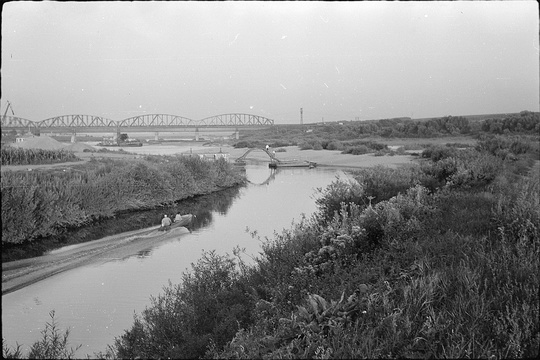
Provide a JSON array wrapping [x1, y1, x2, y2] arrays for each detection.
[[15, 186, 243, 258], [247, 168, 277, 186]]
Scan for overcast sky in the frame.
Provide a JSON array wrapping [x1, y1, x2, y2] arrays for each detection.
[[1, 1, 538, 124]]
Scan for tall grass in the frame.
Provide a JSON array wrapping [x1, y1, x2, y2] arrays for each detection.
[[1, 147, 80, 165], [1, 156, 245, 245], [107, 146, 538, 359]]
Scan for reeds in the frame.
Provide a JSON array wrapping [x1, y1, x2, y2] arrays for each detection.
[[1, 156, 244, 245], [0, 147, 79, 165]]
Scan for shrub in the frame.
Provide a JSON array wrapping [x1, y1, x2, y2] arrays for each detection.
[[352, 165, 428, 203], [325, 140, 344, 151], [342, 145, 370, 155], [421, 144, 458, 161], [314, 177, 365, 224], [234, 140, 257, 148], [298, 141, 313, 150], [420, 149, 503, 190], [476, 134, 536, 158], [113, 251, 255, 359], [299, 140, 323, 150]]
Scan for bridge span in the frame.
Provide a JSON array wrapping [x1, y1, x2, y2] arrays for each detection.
[[235, 148, 282, 163], [0, 113, 274, 132]]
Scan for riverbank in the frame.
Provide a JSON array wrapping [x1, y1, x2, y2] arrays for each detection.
[[1, 151, 245, 250], [112, 147, 539, 359], [108, 143, 419, 169]]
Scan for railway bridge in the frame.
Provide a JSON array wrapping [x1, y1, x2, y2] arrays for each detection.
[[0, 113, 274, 140]]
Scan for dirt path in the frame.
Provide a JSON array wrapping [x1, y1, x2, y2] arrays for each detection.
[[2, 226, 189, 295]]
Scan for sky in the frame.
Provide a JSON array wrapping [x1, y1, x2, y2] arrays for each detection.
[[1, 1, 539, 124]]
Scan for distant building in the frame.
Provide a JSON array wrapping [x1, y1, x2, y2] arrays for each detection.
[[15, 132, 36, 143]]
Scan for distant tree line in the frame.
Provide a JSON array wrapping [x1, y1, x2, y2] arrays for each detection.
[[352, 115, 472, 137], [236, 112, 538, 149], [481, 111, 539, 134], [344, 112, 538, 138]]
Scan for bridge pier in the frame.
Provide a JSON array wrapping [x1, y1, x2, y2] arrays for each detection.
[[235, 128, 239, 140], [195, 127, 199, 141], [154, 132, 159, 141], [71, 132, 77, 143]]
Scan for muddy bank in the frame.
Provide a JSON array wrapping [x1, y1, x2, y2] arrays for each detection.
[[2, 226, 190, 295]]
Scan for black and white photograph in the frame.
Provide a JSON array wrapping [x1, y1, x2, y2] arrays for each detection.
[[2, 1, 539, 358]]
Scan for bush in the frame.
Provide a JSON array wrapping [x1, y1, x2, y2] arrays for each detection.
[[114, 251, 255, 359], [342, 145, 370, 155], [299, 140, 323, 150], [352, 165, 428, 204], [421, 144, 458, 161], [420, 149, 503, 189], [325, 140, 344, 151], [476, 134, 537, 159], [314, 177, 365, 224], [234, 140, 258, 148], [298, 141, 313, 150]]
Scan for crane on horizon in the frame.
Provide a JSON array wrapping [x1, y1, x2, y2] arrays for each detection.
[[2, 100, 15, 119]]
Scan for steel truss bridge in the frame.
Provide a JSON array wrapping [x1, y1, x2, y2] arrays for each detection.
[[0, 113, 274, 131]]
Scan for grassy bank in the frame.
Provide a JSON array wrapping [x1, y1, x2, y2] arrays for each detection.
[[4, 133, 539, 359], [1, 155, 245, 247], [98, 142, 538, 359]]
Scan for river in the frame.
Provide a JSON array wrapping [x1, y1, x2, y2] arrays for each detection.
[[2, 165, 348, 358]]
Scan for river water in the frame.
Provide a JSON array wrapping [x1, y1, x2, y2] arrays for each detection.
[[2, 165, 347, 358]]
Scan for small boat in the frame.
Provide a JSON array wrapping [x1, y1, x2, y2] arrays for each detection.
[[158, 214, 194, 231], [268, 161, 317, 169]]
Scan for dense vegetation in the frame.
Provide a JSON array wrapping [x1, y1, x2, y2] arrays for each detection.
[[234, 111, 539, 150], [87, 140, 537, 359], [1, 155, 245, 246], [0, 147, 80, 165], [3, 111, 538, 359]]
